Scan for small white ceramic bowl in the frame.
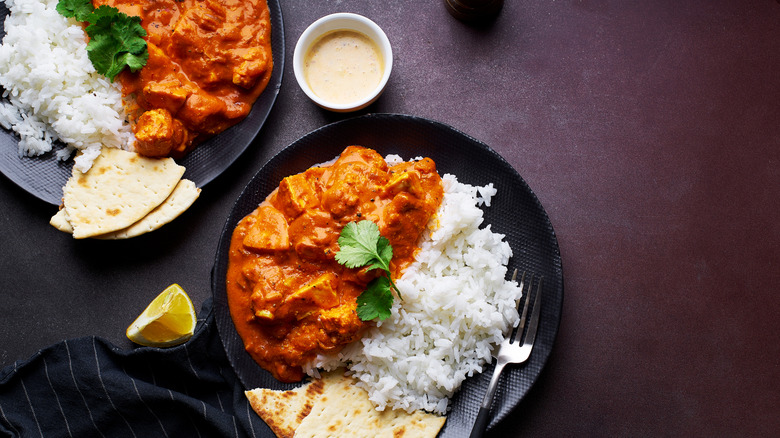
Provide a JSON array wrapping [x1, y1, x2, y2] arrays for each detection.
[[293, 13, 393, 112]]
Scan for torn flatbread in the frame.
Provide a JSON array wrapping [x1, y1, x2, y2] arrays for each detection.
[[99, 179, 200, 239], [246, 369, 446, 438], [49, 208, 72, 234], [62, 147, 184, 239], [50, 179, 199, 239], [245, 373, 332, 438]]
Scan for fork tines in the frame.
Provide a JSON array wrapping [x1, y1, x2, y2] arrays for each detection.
[[468, 270, 543, 438], [512, 270, 543, 347]]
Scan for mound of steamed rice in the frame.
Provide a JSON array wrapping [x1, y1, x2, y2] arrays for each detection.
[[308, 169, 523, 415], [0, 0, 134, 172]]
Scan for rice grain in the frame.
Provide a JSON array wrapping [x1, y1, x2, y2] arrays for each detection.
[[0, 0, 134, 171]]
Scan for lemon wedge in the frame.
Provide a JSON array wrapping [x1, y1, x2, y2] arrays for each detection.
[[126, 284, 197, 347]]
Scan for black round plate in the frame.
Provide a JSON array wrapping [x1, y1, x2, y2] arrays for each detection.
[[0, 0, 284, 205], [211, 113, 564, 436]]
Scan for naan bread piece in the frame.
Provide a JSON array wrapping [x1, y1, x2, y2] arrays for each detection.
[[49, 208, 73, 233], [50, 180, 199, 239], [245, 372, 334, 438], [98, 179, 200, 239], [246, 369, 446, 438], [294, 373, 446, 438], [63, 148, 184, 239]]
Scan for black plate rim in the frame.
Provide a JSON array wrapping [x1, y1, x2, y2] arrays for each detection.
[[0, 0, 284, 205], [211, 113, 564, 435]]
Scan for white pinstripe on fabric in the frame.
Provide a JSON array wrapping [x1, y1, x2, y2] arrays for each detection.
[[184, 343, 209, 437], [166, 383, 203, 437], [193, 416, 203, 438], [92, 338, 138, 438], [19, 377, 43, 437], [184, 344, 200, 379], [0, 401, 21, 436], [65, 340, 105, 438], [215, 390, 225, 412], [124, 365, 169, 438], [245, 399, 258, 438], [43, 358, 73, 438]]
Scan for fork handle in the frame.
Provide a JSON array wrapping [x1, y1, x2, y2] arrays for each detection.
[[469, 361, 506, 438], [470, 405, 493, 438]]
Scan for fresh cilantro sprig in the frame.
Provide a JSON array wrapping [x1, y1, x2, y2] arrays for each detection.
[[57, 0, 148, 81], [335, 220, 401, 321], [356, 276, 395, 321], [56, 0, 93, 21]]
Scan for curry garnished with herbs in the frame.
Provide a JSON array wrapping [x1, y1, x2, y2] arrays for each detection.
[[94, 0, 273, 158], [225, 146, 444, 382]]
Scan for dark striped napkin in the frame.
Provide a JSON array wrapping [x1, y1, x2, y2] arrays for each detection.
[[0, 299, 268, 437]]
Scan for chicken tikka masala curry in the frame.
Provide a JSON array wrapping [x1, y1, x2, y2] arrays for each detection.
[[226, 146, 444, 382], [95, 0, 273, 158]]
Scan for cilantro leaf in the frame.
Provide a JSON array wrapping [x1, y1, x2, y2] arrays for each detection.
[[86, 33, 124, 79], [335, 220, 401, 321], [356, 277, 394, 321], [87, 4, 119, 23], [56, 0, 93, 22], [336, 221, 390, 269], [57, 1, 148, 81], [117, 50, 149, 73], [372, 235, 393, 270]]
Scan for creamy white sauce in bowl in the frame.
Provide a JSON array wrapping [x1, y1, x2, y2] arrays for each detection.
[[293, 13, 393, 112]]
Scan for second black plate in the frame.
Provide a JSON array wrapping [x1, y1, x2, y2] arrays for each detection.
[[0, 0, 284, 205]]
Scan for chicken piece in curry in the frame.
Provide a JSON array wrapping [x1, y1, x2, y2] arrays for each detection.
[[226, 146, 444, 382], [95, 0, 273, 158]]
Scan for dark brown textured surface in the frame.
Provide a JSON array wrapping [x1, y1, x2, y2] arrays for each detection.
[[1, 0, 779, 436]]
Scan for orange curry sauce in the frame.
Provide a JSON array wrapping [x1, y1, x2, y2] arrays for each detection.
[[95, 0, 273, 157], [225, 146, 444, 382]]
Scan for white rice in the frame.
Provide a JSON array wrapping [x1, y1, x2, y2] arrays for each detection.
[[308, 172, 522, 415], [0, 0, 134, 172]]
